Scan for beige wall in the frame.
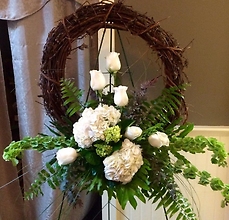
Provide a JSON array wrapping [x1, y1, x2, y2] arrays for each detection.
[[115, 0, 229, 125]]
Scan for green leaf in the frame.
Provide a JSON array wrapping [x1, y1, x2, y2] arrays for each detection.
[[171, 135, 228, 167], [198, 171, 211, 185], [116, 186, 129, 209], [131, 187, 146, 204], [24, 159, 65, 199], [151, 187, 167, 203], [84, 151, 101, 166], [155, 193, 170, 210], [129, 195, 137, 209], [210, 178, 224, 191], [3, 135, 76, 166], [178, 123, 194, 138], [167, 202, 179, 217], [60, 78, 84, 117], [118, 118, 135, 133], [134, 84, 188, 128]]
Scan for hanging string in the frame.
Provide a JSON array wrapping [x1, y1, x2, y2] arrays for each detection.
[[117, 30, 135, 89]]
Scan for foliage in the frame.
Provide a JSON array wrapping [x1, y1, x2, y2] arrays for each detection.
[[3, 135, 76, 166], [3, 78, 229, 220], [60, 79, 84, 117]]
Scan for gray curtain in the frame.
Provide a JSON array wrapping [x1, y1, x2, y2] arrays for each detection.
[[0, 0, 98, 219], [0, 53, 25, 220]]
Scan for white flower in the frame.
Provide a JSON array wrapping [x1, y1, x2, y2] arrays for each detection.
[[73, 104, 121, 148], [148, 131, 170, 148], [125, 126, 142, 140], [113, 85, 128, 106], [90, 70, 106, 91], [73, 117, 93, 148], [106, 52, 121, 72], [56, 147, 78, 166], [103, 139, 143, 184]]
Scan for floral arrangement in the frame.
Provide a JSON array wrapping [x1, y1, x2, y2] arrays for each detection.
[[3, 51, 229, 220]]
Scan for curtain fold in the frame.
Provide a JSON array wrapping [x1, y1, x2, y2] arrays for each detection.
[[0, 0, 50, 20], [0, 52, 25, 220], [0, 0, 99, 219]]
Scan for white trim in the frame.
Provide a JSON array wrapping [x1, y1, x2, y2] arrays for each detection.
[[192, 125, 229, 132], [190, 126, 229, 137]]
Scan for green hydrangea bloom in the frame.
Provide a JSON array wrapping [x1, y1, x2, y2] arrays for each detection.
[[104, 125, 122, 143], [94, 144, 113, 157]]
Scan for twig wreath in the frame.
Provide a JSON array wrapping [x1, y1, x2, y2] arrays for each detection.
[[40, 0, 188, 125], [3, 1, 229, 220]]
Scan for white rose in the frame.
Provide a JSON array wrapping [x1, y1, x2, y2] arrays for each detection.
[[106, 52, 121, 72], [56, 147, 78, 166], [125, 126, 142, 140], [113, 85, 128, 107], [90, 70, 106, 91], [148, 131, 170, 148]]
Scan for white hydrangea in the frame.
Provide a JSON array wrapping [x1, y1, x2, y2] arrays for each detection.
[[103, 139, 143, 184], [73, 104, 121, 148]]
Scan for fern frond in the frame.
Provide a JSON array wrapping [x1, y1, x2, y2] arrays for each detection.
[[150, 182, 197, 220], [138, 84, 188, 128], [60, 79, 83, 117], [47, 116, 75, 138], [24, 158, 64, 200]]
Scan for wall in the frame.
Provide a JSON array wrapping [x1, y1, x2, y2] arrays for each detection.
[[115, 0, 229, 126]]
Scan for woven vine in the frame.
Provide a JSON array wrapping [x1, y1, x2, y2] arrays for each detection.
[[40, 0, 188, 125]]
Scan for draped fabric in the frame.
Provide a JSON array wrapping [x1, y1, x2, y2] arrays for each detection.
[[0, 53, 25, 220], [0, 0, 50, 20], [0, 0, 99, 219], [0, 0, 98, 20]]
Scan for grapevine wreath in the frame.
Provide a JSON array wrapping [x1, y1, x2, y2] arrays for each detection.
[[3, 1, 229, 220], [40, 0, 188, 125]]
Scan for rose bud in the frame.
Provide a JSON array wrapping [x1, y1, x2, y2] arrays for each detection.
[[148, 131, 169, 148], [90, 70, 106, 91], [56, 147, 78, 166], [125, 126, 142, 140], [106, 52, 121, 73], [113, 85, 128, 107]]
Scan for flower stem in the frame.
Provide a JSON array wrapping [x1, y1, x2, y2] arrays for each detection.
[[108, 201, 111, 220], [109, 73, 112, 92], [163, 205, 169, 220], [58, 192, 66, 220]]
